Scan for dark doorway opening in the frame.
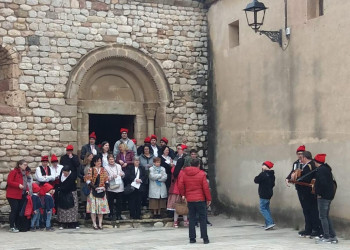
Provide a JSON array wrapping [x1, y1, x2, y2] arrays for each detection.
[[89, 114, 135, 149]]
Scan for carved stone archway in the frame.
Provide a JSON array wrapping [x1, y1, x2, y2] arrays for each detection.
[[65, 44, 173, 148]]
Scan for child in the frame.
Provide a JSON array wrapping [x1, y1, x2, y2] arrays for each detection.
[[254, 161, 276, 230], [30, 183, 42, 232], [149, 157, 167, 218], [42, 183, 55, 231]]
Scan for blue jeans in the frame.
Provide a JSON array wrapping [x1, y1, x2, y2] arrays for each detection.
[[45, 210, 52, 229], [318, 198, 336, 238], [259, 198, 274, 226], [188, 201, 208, 240], [31, 210, 40, 228]]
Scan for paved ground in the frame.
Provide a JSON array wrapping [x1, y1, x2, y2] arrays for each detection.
[[0, 215, 349, 250]]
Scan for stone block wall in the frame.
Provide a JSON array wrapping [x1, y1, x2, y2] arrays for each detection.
[[0, 0, 208, 211]]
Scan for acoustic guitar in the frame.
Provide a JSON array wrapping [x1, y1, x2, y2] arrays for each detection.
[[289, 179, 316, 194]]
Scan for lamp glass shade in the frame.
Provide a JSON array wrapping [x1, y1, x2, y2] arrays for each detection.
[[244, 0, 267, 32]]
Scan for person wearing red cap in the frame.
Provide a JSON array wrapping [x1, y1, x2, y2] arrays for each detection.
[[60, 145, 80, 175], [137, 136, 153, 156], [313, 154, 338, 244], [80, 132, 100, 160], [42, 183, 55, 231], [294, 151, 322, 238], [150, 134, 161, 157], [160, 137, 176, 159], [285, 145, 306, 187], [35, 156, 55, 186], [30, 183, 42, 231], [254, 161, 276, 230], [49, 154, 63, 186], [113, 128, 137, 157]]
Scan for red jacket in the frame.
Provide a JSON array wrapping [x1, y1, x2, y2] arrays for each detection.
[[6, 168, 24, 199], [178, 167, 211, 202]]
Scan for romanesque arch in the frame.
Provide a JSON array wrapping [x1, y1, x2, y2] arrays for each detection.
[[0, 44, 24, 115], [65, 44, 172, 148]]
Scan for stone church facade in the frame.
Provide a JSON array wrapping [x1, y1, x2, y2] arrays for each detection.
[[0, 0, 209, 210]]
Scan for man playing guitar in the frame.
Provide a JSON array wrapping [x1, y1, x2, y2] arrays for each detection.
[[286, 148, 322, 238]]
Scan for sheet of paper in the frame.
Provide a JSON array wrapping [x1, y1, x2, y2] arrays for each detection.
[[131, 181, 141, 189]]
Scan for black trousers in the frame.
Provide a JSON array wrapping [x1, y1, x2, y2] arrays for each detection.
[[107, 191, 123, 217], [7, 198, 24, 228], [297, 189, 321, 233], [188, 201, 208, 240], [129, 189, 142, 219]]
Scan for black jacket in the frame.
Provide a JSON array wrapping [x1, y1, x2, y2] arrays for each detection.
[[254, 170, 275, 199], [80, 144, 100, 160], [60, 154, 80, 175], [296, 161, 316, 195], [315, 163, 336, 200], [160, 156, 172, 189], [124, 165, 147, 192]]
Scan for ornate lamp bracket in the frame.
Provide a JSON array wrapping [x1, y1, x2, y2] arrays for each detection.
[[259, 30, 282, 47]]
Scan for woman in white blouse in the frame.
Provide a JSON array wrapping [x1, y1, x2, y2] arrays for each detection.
[[104, 154, 124, 220], [100, 141, 111, 167]]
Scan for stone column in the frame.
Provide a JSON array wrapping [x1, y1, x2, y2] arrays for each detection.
[[145, 108, 156, 135]]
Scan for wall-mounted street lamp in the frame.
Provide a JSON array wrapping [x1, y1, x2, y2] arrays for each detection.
[[244, 0, 290, 48]]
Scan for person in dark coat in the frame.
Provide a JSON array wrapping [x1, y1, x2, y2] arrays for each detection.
[[80, 132, 100, 160], [314, 154, 338, 244], [296, 151, 322, 237], [57, 165, 79, 229], [160, 146, 174, 190], [124, 157, 147, 219], [60, 145, 80, 175], [285, 145, 305, 187], [137, 136, 154, 156], [150, 134, 161, 157], [159, 137, 175, 159], [254, 161, 276, 230]]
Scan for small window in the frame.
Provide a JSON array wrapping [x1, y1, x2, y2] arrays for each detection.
[[307, 0, 324, 20], [229, 20, 239, 48]]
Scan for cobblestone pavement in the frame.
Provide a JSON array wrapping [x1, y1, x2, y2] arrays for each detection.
[[0, 215, 349, 250]]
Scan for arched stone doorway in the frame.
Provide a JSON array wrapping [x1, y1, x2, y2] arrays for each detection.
[[66, 44, 172, 149]]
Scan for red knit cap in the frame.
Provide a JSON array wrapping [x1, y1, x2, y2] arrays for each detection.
[[32, 183, 40, 193], [89, 132, 96, 139], [51, 154, 58, 162], [314, 154, 326, 164], [263, 161, 274, 169], [296, 145, 305, 153], [41, 156, 49, 162], [181, 144, 188, 150], [160, 137, 168, 144], [66, 144, 74, 151], [150, 134, 157, 140], [42, 183, 54, 194], [131, 139, 137, 145], [144, 136, 151, 143], [120, 128, 128, 133]]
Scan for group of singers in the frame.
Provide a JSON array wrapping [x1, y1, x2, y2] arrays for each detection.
[[285, 145, 338, 244]]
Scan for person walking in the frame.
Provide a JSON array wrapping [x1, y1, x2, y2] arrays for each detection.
[[254, 161, 276, 230], [179, 158, 212, 244]]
